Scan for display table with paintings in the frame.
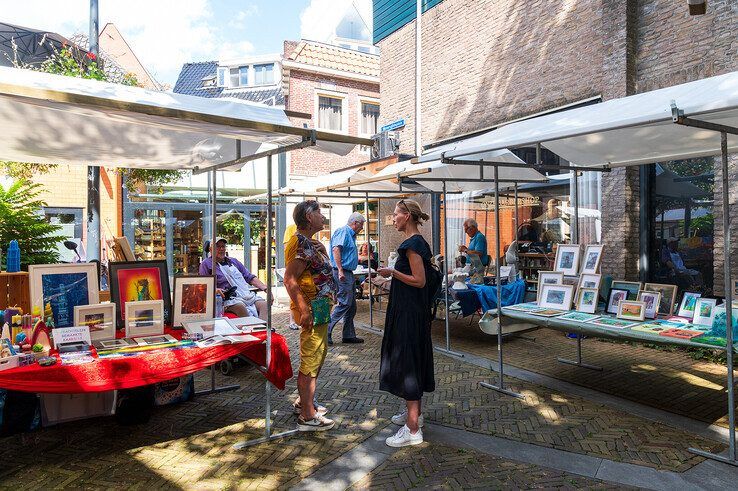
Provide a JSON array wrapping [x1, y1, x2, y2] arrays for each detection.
[[0, 329, 293, 393], [500, 303, 736, 352]]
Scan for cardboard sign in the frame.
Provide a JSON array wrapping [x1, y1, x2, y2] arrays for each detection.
[[53, 326, 91, 349]]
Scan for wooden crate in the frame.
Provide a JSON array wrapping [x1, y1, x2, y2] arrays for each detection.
[[0, 272, 30, 314]]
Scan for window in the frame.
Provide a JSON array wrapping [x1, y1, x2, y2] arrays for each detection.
[[217, 67, 227, 87], [360, 102, 380, 136], [318, 96, 344, 131], [229, 68, 239, 87], [239, 66, 249, 86], [254, 63, 274, 85]]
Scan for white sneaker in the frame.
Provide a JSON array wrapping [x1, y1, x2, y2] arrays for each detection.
[[385, 424, 423, 447], [391, 409, 424, 428], [293, 399, 328, 416], [297, 414, 335, 432]]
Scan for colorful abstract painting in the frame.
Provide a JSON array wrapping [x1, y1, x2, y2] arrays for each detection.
[[41, 272, 89, 328]]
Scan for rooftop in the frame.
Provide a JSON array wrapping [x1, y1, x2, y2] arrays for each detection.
[[286, 39, 379, 78]]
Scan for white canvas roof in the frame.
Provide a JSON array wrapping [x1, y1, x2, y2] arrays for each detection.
[[0, 67, 366, 170], [444, 70, 738, 167]]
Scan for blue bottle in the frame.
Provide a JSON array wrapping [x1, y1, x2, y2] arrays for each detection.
[[215, 293, 224, 318], [6, 240, 20, 272]]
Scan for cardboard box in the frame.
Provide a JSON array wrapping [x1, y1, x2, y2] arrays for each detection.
[[40, 391, 116, 426]]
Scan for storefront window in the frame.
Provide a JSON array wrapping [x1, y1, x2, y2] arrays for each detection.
[[173, 210, 202, 274], [648, 160, 714, 295], [43, 207, 83, 262], [132, 209, 166, 261]]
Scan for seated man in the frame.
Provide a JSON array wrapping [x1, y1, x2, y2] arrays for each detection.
[[459, 218, 490, 267], [664, 236, 703, 289], [199, 237, 269, 320]]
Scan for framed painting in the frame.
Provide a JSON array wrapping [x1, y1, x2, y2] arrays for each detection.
[[617, 300, 646, 321], [636, 290, 661, 320], [643, 283, 678, 316], [74, 303, 116, 341], [580, 244, 604, 275], [575, 287, 599, 314], [677, 291, 702, 320], [109, 260, 171, 329], [29, 263, 99, 328], [611, 281, 642, 300], [578, 273, 602, 291], [124, 300, 165, 338], [538, 284, 574, 311], [693, 298, 718, 327], [536, 271, 564, 303], [173, 276, 215, 327], [553, 244, 581, 276], [606, 288, 629, 315]]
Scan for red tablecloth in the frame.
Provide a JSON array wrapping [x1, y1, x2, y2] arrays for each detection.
[[0, 331, 293, 393]]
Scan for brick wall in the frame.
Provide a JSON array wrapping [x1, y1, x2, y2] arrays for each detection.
[[286, 70, 379, 177], [378, 0, 738, 285]]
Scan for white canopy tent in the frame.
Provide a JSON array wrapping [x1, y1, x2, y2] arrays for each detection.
[[0, 66, 372, 450], [432, 69, 738, 465]]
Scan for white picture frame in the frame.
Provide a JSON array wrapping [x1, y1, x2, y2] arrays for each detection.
[[575, 287, 599, 314], [74, 303, 116, 342], [183, 318, 240, 338], [617, 300, 646, 321], [93, 337, 137, 350], [124, 300, 164, 338], [226, 316, 267, 333], [578, 273, 602, 291], [636, 290, 661, 320], [607, 289, 629, 315], [677, 291, 702, 320], [553, 244, 581, 276], [692, 298, 718, 327], [536, 271, 564, 303], [173, 275, 215, 327], [29, 263, 99, 328], [135, 334, 178, 347], [580, 244, 604, 274], [538, 284, 574, 311]]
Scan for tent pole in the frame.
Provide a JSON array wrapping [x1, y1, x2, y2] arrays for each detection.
[[376, 198, 382, 313], [557, 170, 602, 371], [366, 193, 373, 329], [481, 167, 523, 398], [234, 154, 298, 449], [436, 181, 465, 358], [689, 131, 737, 465]]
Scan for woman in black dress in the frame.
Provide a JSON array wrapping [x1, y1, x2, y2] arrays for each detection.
[[377, 199, 435, 447]]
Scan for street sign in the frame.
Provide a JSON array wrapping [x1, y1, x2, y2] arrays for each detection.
[[380, 119, 405, 132]]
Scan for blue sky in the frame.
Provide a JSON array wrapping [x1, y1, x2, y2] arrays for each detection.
[[0, 0, 372, 86]]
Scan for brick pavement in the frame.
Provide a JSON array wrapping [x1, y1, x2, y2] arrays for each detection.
[[0, 303, 726, 489], [350, 444, 631, 490]]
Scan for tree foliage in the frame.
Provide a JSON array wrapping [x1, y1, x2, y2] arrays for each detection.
[[0, 180, 66, 269]]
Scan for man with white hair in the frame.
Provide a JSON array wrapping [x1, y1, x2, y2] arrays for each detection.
[[328, 212, 366, 345], [459, 218, 490, 267]]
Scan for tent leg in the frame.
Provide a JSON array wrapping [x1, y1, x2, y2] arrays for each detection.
[[436, 181, 465, 358], [366, 193, 373, 329], [196, 365, 240, 396], [481, 167, 523, 399], [234, 154, 298, 449], [688, 131, 737, 464]]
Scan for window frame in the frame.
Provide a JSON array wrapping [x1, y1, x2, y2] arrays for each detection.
[[357, 96, 380, 153], [253, 63, 275, 86], [314, 89, 349, 134]]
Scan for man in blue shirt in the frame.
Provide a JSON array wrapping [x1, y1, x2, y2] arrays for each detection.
[[328, 212, 365, 345], [459, 218, 490, 267]]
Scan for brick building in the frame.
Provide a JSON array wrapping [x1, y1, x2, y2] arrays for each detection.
[[374, 0, 738, 296]]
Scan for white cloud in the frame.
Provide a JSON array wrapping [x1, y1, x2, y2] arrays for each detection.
[[0, 0, 259, 86], [300, 0, 372, 43], [228, 5, 260, 30]]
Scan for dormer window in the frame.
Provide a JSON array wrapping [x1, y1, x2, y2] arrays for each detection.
[[239, 66, 249, 86], [254, 63, 274, 85], [217, 62, 278, 88], [201, 75, 216, 88]]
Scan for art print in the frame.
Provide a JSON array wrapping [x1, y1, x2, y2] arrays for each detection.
[[636, 290, 661, 320], [677, 291, 702, 320], [578, 273, 602, 291], [611, 281, 642, 300], [554, 244, 581, 276], [110, 260, 171, 328], [74, 303, 116, 342], [588, 317, 639, 329], [536, 271, 564, 303], [124, 300, 164, 338], [29, 263, 99, 329], [173, 276, 215, 327], [617, 300, 646, 321], [575, 287, 599, 314], [606, 288, 628, 315], [538, 284, 574, 310], [643, 283, 678, 316], [581, 244, 604, 274], [558, 311, 600, 323], [692, 298, 717, 327]]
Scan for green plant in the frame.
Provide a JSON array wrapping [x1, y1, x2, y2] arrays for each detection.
[[0, 180, 66, 269], [32, 343, 44, 353]]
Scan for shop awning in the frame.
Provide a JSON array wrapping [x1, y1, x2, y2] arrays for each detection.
[[0, 67, 371, 170], [443, 70, 738, 167]]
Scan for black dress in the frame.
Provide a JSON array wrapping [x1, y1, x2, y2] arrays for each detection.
[[379, 234, 435, 400]]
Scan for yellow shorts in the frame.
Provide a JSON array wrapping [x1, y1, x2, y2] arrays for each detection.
[[299, 323, 328, 377]]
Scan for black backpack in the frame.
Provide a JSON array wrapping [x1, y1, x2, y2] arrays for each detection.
[[424, 259, 443, 306]]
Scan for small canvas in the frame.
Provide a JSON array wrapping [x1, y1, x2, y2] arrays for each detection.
[[636, 290, 661, 320], [124, 300, 165, 338], [676, 291, 702, 320], [74, 303, 116, 342], [692, 298, 717, 327]]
